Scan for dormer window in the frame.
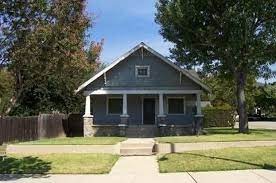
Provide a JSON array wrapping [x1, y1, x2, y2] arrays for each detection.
[[135, 65, 150, 77]]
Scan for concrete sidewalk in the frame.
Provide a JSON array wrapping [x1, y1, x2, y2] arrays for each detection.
[[1, 156, 275, 183]]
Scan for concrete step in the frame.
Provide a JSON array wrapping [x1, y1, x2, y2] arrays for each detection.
[[120, 147, 154, 156], [120, 143, 154, 148], [120, 138, 155, 156]]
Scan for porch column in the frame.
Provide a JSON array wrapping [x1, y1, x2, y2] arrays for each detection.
[[83, 95, 93, 137], [194, 93, 203, 135], [196, 93, 202, 115], [122, 93, 128, 115], [158, 93, 165, 116], [119, 93, 129, 136], [157, 93, 166, 126], [84, 95, 92, 117]]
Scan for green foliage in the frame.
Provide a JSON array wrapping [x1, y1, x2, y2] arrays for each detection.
[[202, 106, 235, 128], [1, 0, 102, 116], [0, 69, 14, 115], [203, 74, 260, 111], [255, 83, 276, 116], [155, 0, 276, 73], [155, 0, 276, 132]]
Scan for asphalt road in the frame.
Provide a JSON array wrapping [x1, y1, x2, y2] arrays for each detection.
[[235, 121, 276, 130]]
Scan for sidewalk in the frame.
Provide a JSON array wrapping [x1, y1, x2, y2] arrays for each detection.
[[1, 156, 275, 183]]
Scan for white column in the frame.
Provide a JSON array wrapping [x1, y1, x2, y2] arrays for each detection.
[[122, 93, 128, 115], [158, 93, 165, 116], [196, 93, 202, 115], [84, 95, 92, 117]]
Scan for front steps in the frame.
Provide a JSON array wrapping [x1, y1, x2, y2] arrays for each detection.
[[120, 138, 155, 156]]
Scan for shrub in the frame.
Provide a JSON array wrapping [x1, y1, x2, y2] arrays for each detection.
[[202, 106, 235, 128]]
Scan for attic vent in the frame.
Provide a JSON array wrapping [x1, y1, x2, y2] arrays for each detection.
[[135, 65, 150, 78]]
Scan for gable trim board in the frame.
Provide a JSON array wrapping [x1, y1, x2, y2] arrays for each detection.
[[84, 89, 202, 96], [76, 42, 210, 93]]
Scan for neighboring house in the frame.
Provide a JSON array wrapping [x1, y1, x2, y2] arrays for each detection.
[[76, 42, 210, 137]]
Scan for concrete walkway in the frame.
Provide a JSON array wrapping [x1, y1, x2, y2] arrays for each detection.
[[1, 156, 275, 183]]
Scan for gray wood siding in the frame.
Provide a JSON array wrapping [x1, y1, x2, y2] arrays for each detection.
[[164, 94, 196, 125], [92, 94, 195, 125], [86, 49, 201, 91]]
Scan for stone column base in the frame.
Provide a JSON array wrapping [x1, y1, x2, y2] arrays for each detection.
[[83, 116, 94, 137], [194, 115, 204, 135], [118, 124, 127, 137], [157, 115, 166, 126], [119, 115, 129, 137], [120, 114, 129, 125]]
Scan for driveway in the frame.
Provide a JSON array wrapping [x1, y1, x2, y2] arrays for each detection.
[[1, 156, 275, 183], [235, 121, 276, 130]]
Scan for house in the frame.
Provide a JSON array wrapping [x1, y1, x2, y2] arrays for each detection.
[[76, 42, 210, 137]]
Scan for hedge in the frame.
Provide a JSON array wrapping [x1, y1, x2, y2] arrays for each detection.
[[202, 106, 235, 128]]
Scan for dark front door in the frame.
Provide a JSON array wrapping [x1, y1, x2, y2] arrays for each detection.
[[143, 98, 155, 124]]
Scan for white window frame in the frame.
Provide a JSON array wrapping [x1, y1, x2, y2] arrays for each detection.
[[167, 97, 186, 115], [135, 65, 150, 78], [106, 96, 123, 115]]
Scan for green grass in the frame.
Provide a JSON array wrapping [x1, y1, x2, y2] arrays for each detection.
[[0, 154, 119, 174], [157, 128, 276, 143], [158, 146, 276, 172], [18, 137, 127, 145], [0, 146, 6, 152]]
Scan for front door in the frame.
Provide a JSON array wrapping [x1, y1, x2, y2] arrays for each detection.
[[143, 98, 155, 124]]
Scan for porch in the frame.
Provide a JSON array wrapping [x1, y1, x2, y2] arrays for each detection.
[[83, 90, 204, 137]]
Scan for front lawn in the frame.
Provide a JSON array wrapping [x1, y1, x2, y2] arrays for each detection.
[[158, 146, 276, 172], [0, 153, 119, 174], [0, 146, 6, 152], [157, 128, 276, 143], [18, 137, 126, 145]]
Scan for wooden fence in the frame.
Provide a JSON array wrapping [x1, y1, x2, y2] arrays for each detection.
[[0, 114, 67, 144]]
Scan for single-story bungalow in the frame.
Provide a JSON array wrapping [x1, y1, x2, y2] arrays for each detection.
[[76, 42, 210, 137]]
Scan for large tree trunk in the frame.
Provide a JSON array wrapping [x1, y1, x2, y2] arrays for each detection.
[[235, 71, 249, 133]]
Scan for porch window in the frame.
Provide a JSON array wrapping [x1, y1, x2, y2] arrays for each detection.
[[107, 97, 123, 114], [135, 65, 150, 77], [167, 97, 185, 114]]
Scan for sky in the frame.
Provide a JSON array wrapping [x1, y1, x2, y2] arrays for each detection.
[[86, 0, 275, 83]]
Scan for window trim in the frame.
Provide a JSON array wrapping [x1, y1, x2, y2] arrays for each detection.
[[135, 65, 150, 78], [166, 97, 186, 115], [106, 96, 123, 115]]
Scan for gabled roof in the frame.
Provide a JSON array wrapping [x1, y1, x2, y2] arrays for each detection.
[[76, 42, 210, 93]]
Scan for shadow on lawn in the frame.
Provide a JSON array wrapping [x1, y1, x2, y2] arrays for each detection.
[[159, 153, 276, 170], [0, 156, 51, 181]]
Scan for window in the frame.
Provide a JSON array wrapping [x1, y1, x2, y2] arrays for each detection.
[[167, 97, 185, 114], [135, 66, 150, 77], [107, 97, 123, 114]]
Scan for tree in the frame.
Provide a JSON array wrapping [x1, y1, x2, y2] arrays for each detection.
[[155, 0, 276, 133], [0, 0, 102, 116], [0, 69, 14, 116], [86, 39, 106, 75], [255, 83, 276, 116], [202, 73, 259, 111]]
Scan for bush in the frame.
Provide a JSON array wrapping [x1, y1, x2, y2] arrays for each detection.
[[202, 106, 235, 128]]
